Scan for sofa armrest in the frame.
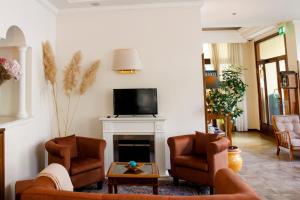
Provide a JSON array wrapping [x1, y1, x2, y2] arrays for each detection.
[[22, 188, 103, 200], [76, 136, 106, 161], [15, 180, 35, 200], [45, 140, 71, 171], [45, 140, 69, 158], [167, 134, 195, 158], [207, 137, 230, 186], [208, 137, 230, 154], [215, 168, 260, 199]]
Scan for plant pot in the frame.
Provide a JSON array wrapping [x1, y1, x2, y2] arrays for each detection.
[[228, 146, 243, 173]]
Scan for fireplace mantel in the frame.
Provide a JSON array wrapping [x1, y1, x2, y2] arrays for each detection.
[[99, 116, 166, 176]]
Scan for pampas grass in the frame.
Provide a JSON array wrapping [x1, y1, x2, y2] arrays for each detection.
[[63, 51, 81, 96], [42, 41, 100, 137], [63, 51, 82, 134], [67, 60, 100, 133], [42, 41, 57, 85], [80, 60, 100, 95], [42, 41, 61, 136]]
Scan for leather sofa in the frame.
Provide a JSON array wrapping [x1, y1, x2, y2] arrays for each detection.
[[168, 133, 229, 191], [15, 168, 260, 200], [45, 135, 106, 189]]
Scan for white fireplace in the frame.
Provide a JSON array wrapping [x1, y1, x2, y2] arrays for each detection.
[[99, 116, 166, 176]]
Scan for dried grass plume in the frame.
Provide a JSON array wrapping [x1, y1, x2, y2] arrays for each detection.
[[79, 60, 100, 95], [42, 41, 57, 85], [63, 51, 82, 95]]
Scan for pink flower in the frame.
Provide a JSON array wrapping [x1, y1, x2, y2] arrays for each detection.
[[0, 58, 21, 80], [0, 58, 6, 65]]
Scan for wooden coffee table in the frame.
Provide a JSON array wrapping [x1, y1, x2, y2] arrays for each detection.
[[106, 162, 160, 195]]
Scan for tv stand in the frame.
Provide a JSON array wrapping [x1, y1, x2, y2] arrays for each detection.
[[153, 114, 157, 118], [115, 115, 119, 118]]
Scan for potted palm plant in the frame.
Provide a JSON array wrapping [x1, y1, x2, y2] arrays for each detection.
[[206, 65, 247, 172]]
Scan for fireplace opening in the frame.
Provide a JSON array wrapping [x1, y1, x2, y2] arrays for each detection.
[[113, 135, 154, 162]]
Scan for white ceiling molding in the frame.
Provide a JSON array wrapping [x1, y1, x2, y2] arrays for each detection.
[[239, 26, 277, 41], [37, 0, 59, 14], [46, 0, 203, 12], [67, 0, 100, 3], [202, 27, 241, 31]]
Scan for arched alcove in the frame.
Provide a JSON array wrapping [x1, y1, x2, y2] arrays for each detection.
[[0, 25, 31, 123], [1, 26, 26, 47]]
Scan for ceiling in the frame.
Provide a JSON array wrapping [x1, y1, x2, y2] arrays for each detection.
[[45, 0, 300, 28], [201, 0, 300, 27], [46, 0, 201, 9]]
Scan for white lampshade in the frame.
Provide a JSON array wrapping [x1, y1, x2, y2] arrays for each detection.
[[113, 49, 142, 74]]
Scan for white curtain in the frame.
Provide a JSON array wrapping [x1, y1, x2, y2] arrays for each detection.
[[209, 43, 248, 131], [209, 43, 228, 75]]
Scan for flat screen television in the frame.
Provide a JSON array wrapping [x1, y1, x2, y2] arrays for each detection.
[[113, 88, 158, 116]]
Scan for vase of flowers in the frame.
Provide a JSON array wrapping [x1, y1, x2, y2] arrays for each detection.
[[0, 57, 21, 85]]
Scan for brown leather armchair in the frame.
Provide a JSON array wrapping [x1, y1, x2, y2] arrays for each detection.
[[45, 135, 106, 189], [167, 133, 230, 193]]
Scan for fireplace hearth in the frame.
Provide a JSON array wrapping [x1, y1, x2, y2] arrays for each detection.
[[113, 135, 154, 162]]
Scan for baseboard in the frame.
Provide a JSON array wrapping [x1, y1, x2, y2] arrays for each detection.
[[247, 129, 261, 132]]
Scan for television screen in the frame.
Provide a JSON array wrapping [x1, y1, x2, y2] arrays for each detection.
[[113, 88, 158, 115]]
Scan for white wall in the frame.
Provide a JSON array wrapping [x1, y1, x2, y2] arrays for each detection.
[[293, 20, 300, 68], [56, 6, 204, 167], [243, 42, 260, 130], [0, 0, 56, 199], [285, 22, 298, 71]]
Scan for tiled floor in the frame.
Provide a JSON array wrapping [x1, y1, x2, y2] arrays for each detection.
[[234, 131, 300, 200]]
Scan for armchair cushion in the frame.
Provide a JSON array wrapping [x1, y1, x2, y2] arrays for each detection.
[[195, 131, 218, 154], [272, 115, 300, 139], [291, 139, 300, 148], [55, 135, 78, 159], [70, 158, 102, 175], [77, 136, 106, 159], [173, 154, 208, 171]]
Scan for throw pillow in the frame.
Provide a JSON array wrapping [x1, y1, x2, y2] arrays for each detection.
[[55, 135, 78, 158], [195, 131, 219, 154]]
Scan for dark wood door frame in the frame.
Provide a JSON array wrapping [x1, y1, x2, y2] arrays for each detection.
[[0, 128, 4, 200], [254, 33, 288, 134], [202, 53, 208, 133]]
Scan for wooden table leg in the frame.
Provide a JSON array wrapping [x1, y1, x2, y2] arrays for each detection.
[[108, 183, 113, 194], [113, 185, 118, 194], [153, 186, 158, 195]]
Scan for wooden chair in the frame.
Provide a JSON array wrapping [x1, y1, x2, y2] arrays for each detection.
[[272, 115, 300, 160]]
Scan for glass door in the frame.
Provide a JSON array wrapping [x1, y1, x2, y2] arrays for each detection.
[[255, 33, 288, 134], [258, 60, 285, 132], [258, 64, 268, 125], [265, 62, 281, 124]]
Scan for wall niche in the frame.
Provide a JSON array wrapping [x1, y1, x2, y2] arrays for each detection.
[[0, 26, 31, 124]]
